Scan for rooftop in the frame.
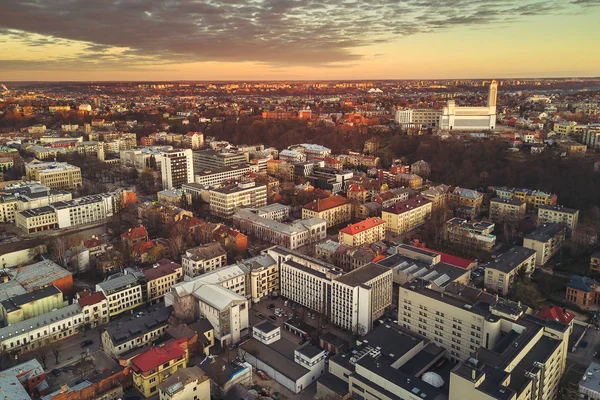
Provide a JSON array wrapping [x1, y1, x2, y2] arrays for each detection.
[[143, 259, 181, 281], [335, 263, 390, 287], [303, 195, 350, 212], [485, 246, 536, 273], [339, 217, 385, 235], [383, 196, 431, 215], [524, 223, 564, 242], [538, 204, 579, 214], [131, 338, 186, 373], [0, 303, 81, 340], [579, 361, 600, 395], [7, 259, 71, 291], [184, 242, 226, 261], [103, 306, 171, 345], [158, 366, 208, 396], [239, 338, 310, 381]]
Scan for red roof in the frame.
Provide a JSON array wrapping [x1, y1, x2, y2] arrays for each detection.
[[535, 305, 575, 325], [426, 249, 473, 269], [303, 195, 350, 212], [383, 196, 431, 215], [186, 131, 202, 137], [121, 226, 148, 241], [348, 184, 367, 193], [143, 260, 181, 280], [84, 237, 105, 248], [339, 217, 385, 235], [77, 291, 106, 307], [131, 338, 187, 373], [133, 240, 156, 254]]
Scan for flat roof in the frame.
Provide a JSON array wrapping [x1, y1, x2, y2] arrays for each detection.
[[485, 246, 536, 273], [239, 338, 310, 381], [538, 204, 578, 214], [103, 306, 172, 345], [524, 223, 564, 242], [0, 303, 81, 339], [335, 263, 390, 287]]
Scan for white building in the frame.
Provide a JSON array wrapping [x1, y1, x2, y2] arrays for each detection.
[[181, 243, 227, 278], [440, 80, 498, 131], [160, 149, 194, 189], [95, 268, 145, 317], [209, 182, 267, 218], [192, 163, 257, 187], [53, 191, 121, 229]]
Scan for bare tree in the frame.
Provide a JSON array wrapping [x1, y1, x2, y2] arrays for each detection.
[[38, 351, 48, 369], [51, 343, 61, 364], [50, 238, 68, 267]]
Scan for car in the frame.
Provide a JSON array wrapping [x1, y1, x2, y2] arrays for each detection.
[[80, 340, 94, 348], [51, 369, 62, 377], [580, 341, 589, 348], [267, 304, 275, 310]]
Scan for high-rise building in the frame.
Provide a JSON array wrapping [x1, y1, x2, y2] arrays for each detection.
[[160, 149, 194, 189]]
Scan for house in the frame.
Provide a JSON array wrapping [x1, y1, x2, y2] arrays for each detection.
[[566, 275, 600, 309], [121, 226, 149, 247], [523, 223, 565, 266]]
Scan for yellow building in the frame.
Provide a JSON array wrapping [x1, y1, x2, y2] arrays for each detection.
[[346, 184, 369, 203], [25, 161, 82, 190], [302, 195, 352, 227], [246, 254, 279, 303], [484, 246, 537, 295], [489, 197, 526, 223], [554, 121, 578, 135], [537, 204, 579, 233], [131, 338, 189, 398], [447, 187, 483, 218], [396, 173, 423, 190], [0, 195, 18, 223], [0, 157, 14, 171], [496, 187, 558, 209], [0, 285, 67, 325], [523, 223, 566, 266], [338, 217, 386, 246], [16, 206, 58, 233], [560, 141, 587, 157], [381, 196, 432, 234], [420, 184, 449, 210]]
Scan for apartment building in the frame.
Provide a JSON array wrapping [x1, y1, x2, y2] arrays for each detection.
[[77, 291, 109, 328], [95, 268, 146, 318], [193, 163, 256, 187], [0, 194, 17, 223], [395, 173, 423, 190], [489, 197, 526, 223], [143, 260, 183, 304], [494, 187, 558, 209], [421, 184, 449, 210], [181, 243, 227, 278], [382, 196, 432, 234], [395, 108, 442, 128], [16, 206, 58, 233], [29, 145, 65, 160], [193, 149, 249, 172], [583, 128, 600, 150], [330, 263, 392, 334], [25, 161, 82, 189], [158, 366, 210, 400], [101, 306, 171, 358], [241, 253, 279, 303], [371, 188, 410, 208], [444, 218, 496, 254], [131, 337, 189, 398], [338, 217, 386, 246], [537, 204, 579, 233], [233, 208, 326, 250], [183, 131, 204, 150], [120, 146, 171, 171], [523, 223, 565, 266], [160, 149, 194, 189], [338, 152, 380, 168], [121, 225, 149, 247], [484, 246, 537, 295], [209, 182, 267, 218], [447, 187, 483, 219], [302, 195, 352, 227], [53, 191, 121, 228]]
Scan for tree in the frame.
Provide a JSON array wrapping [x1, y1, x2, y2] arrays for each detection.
[[50, 238, 68, 267], [38, 351, 48, 369], [51, 343, 61, 364]]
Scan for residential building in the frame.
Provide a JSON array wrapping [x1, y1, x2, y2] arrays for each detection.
[[395, 108, 442, 128], [183, 132, 204, 150], [566, 275, 600, 309], [0, 194, 17, 223], [240, 323, 326, 393], [333, 245, 383, 272], [16, 206, 58, 233], [192, 163, 256, 187], [382, 196, 432, 234], [439, 80, 497, 131], [3, 259, 73, 294], [209, 181, 267, 218], [101, 306, 171, 358], [198, 356, 252, 396], [95, 268, 146, 317], [143, 259, 183, 304], [444, 218, 496, 254], [371, 188, 410, 208], [523, 223, 566, 266], [233, 208, 326, 250], [338, 152, 380, 168], [579, 362, 600, 400], [537, 204, 579, 233], [489, 197, 526, 222], [193, 149, 248, 171], [290, 143, 332, 160], [121, 225, 149, 247], [582, 128, 600, 150], [302, 195, 351, 227], [484, 246, 537, 295], [160, 149, 194, 189], [77, 291, 109, 328], [158, 366, 210, 400], [447, 187, 483, 219], [315, 240, 342, 264], [279, 149, 306, 163], [493, 187, 558, 209], [120, 146, 171, 171], [421, 184, 449, 210], [346, 184, 369, 203], [157, 188, 192, 206], [130, 337, 189, 398], [181, 243, 227, 278], [338, 217, 386, 246], [330, 263, 393, 334], [238, 253, 279, 303], [25, 161, 82, 189], [252, 203, 290, 221], [395, 173, 423, 189], [0, 359, 47, 399]]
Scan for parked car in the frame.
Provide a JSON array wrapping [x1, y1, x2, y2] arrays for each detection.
[[267, 304, 275, 310], [51, 369, 62, 377], [80, 340, 94, 348]]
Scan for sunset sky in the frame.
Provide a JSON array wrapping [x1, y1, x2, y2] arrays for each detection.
[[1, 0, 599, 81]]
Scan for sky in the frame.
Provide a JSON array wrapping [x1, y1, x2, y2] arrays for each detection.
[[1, 0, 599, 81]]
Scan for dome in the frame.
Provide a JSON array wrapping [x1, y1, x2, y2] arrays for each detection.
[[421, 372, 444, 388]]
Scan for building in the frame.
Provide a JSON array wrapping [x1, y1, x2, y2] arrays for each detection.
[[53, 191, 122, 229], [537, 204, 579, 233], [4, 259, 73, 294], [158, 366, 210, 400], [239, 322, 326, 393], [444, 218, 496, 254], [130, 337, 189, 398], [193, 149, 248, 171], [181, 243, 227, 278], [101, 306, 171, 358], [143, 259, 183, 304], [291, 143, 332, 160], [121, 226, 149, 247], [382, 196, 432, 234], [25, 161, 82, 189], [16, 206, 58, 233], [233, 208, 326, 250], [371, 188, 410, 208], [157, 188, 192, 206], [493, 187, 557, 210], [330, 263, 392, 334], [0, 285, 67, 326], [489, 197, 526, 223], [240, 253, 279, 303], [302, 195, 351, 227], [579, 361, 600, 400], [120, 146, 171, 171], [566, 275, 600, 309], [592, 251, 600, 273], [484, 246, 537, 295], [440, 80, 497, 131], [209, 181, 267, 218], [523, 223, 566, 266], [192, 163, 255, 187], [395, 108, 442, 128], [447, 187, 483, 219], [95, 268, 145, 317], [583, 128, 600, 150], [395, 173, 423, 190], [338, 217, 386, 246], [198, 356, 252, 397], [160, 149, 194, 189], [77, 291, 109, 328], [0, 359, 47, 399], [183, 132, 204, 150]]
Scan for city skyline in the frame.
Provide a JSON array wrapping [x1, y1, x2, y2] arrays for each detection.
[[1, 0, 600, 81]]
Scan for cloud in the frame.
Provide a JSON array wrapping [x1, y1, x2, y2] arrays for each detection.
[[0, 0, 596, 69]]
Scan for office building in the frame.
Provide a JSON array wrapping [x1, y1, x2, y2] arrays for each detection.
[[15, 206, 58, 233], [120, 146, 171, 171], [53, 191, 122, 229], [523, 223, 565, 266], [489, 197, 526, 223], [25, 161, 82, 190], [447, 187, 483, 219], [382, 196, 432, 234], [181, 243, 227, 278], [444, 218, 496, 254], [440, 80, 497, 131], [338, 217, 386, 246], [395, 108, 442, 128], [193, 163, 256, 187], [209, 182, 267, 218], [160, 149, 194, 189], [484, 246, 537, 295], [240, 253, 279, 303], [302, 195, 352, 227], [193, 149, 248, 171], [537, 204, 579, 233]]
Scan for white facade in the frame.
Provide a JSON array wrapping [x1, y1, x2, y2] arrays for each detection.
[[160, 149, 194, 189], [54, 192, 118, 228], [209, 182, 267, 218], [440, 80, 498, 131]]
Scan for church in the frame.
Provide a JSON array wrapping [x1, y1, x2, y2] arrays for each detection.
[[439, 80, 498, 131]]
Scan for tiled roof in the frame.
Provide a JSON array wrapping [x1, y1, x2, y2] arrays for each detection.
[[77, 291, 106, 307], [339, 217, 385, 235], [143, 260, 181, 281], [382, 196, 431, 215], [534, 305, 575, 325], [303, 195, 349, 212], [121, 226, 148, 241], [131, 338, 187, 373]]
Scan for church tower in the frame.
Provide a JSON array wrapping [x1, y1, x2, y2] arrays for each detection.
[[487, 79, 498, 107]]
